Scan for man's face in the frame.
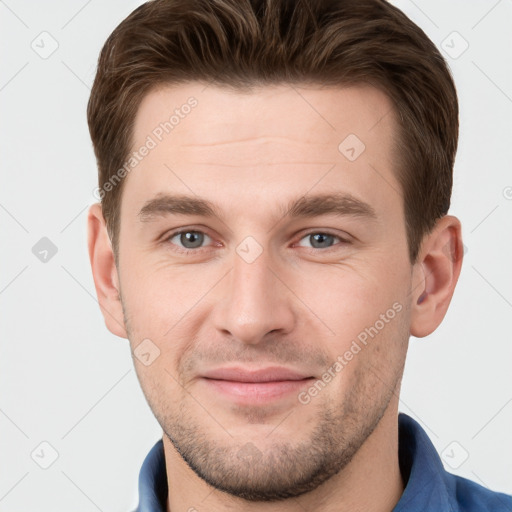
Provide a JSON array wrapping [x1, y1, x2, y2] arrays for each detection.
[[117, 83, 414, 500]]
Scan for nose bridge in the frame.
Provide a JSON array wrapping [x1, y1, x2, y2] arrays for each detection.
[[233, 248, 273, 310], [213, 241, 295, 344]]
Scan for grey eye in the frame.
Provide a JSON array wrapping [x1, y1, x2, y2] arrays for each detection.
[[171, 231, 210, 249], [299, 233, 339, 249], [309, 233, 335, 249]]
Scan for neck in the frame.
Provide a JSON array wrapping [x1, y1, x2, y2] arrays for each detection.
[[162, 403, 404, 512]]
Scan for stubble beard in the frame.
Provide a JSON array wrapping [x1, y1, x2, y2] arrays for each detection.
[[122, 298, 407, 502]]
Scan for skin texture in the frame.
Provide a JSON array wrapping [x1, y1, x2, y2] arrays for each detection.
[[88, 83, 463, 512]]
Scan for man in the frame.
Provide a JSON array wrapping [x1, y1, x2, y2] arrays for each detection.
[[86, 0, 511, 510]]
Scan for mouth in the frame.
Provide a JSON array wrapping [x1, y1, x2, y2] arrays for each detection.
[[200, 367, 315, 404]]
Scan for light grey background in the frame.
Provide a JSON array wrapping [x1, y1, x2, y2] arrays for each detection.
[[1, 0, 511, 510]]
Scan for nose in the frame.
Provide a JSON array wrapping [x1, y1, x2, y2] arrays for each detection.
[[211, 245, 296, 345]]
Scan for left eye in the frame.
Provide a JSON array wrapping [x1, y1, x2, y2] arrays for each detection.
[[297, 232, 343, 249]]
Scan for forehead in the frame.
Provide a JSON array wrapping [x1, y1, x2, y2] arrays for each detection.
[[133, 82, 397, 152], [124, 82, 402, 220]]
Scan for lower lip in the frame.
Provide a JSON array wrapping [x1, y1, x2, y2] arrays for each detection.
[[201, 377, 314, 404]]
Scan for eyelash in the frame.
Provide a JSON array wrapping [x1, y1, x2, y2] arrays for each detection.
[[162, 228, 350, 255]]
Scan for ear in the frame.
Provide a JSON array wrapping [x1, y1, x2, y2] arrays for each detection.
[[410, 215, 463, 338], [87, 203, 127, 338]]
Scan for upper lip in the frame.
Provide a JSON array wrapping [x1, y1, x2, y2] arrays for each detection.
[[201, 367, 312, 383]]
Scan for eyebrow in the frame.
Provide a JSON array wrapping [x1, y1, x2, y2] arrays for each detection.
[[138, 192, 377, 223]]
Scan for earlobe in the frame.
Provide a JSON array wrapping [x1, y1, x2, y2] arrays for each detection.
[[410, 215, 463, 338], [87, 203, 128, 339]]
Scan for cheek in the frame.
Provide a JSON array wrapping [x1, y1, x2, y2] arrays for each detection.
[[133, 358, 184, 427], [292, 262, 409, 345], [120, 266, 205, 377], [119, 255, 206, 329], [295, 266, 411, 402]]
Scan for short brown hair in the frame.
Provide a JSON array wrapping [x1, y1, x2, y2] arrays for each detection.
[[87, 0, 458, 263]]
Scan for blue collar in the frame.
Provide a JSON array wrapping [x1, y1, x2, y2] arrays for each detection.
[[134, 413, 512, 511]]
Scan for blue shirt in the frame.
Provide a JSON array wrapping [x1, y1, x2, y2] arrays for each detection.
[[134, 413, 512, 511]]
